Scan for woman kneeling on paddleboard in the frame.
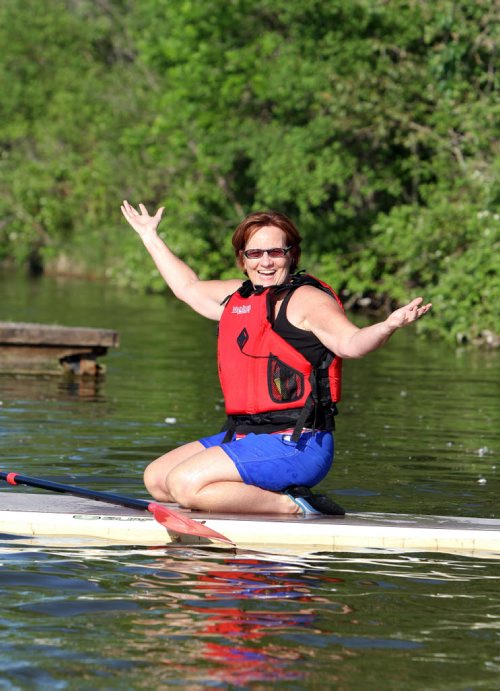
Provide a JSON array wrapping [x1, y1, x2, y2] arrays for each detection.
[[121, 202, 431, 516]]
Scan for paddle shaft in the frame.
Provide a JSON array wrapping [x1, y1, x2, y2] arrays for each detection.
[[0, 470, 233, 544], [0, 472, 151, 512]]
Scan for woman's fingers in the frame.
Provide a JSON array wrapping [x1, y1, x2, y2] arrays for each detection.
[[153, 206, 165, 222], [405, 299, 432, 323], [121, 200, 163, 236], [387, 298, 432, 330]]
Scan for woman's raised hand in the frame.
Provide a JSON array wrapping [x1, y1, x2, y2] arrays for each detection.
[[121, 200, 164, 239], [385, 297, 432, 331]]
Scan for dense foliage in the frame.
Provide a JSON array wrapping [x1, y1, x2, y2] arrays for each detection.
[[0, 0, 498, 345]]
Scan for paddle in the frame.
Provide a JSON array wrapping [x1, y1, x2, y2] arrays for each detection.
[[0, 470, 233, 545]]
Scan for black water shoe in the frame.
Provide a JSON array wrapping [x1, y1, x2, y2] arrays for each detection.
[[284, 486, 345, 516]]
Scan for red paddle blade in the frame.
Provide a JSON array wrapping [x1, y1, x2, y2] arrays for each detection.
[[148, 503, 234, 545]]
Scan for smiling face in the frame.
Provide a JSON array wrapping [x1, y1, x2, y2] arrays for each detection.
[[241, 225, 292, 288]]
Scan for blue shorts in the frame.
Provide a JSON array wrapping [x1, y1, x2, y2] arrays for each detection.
[[199, 430, 334, 492]]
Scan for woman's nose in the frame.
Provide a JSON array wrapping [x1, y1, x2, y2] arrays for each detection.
[[260, 251, 274, 265]]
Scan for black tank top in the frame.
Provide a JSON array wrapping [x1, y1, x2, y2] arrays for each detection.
[[273, 290, 331, 367]]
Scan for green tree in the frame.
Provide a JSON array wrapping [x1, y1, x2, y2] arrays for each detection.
[[0, 0, 497, 343], [0, 0, 155, 274]]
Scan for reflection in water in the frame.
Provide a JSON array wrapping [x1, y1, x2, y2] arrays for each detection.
[[57, 377, 104, 401], [112, 551, 353, 685], [0, 542, 499, 687], [0, 374, 105, 403]]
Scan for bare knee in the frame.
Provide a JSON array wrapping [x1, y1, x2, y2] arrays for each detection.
[[144, 461, 173, 502], [144, 442, 207, 501], [159, 444, 241, 509], [144, 458, 201, 507], [165, 471, 200, 509]]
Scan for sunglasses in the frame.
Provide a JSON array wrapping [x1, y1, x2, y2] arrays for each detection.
[[242, 246, 292, 260]]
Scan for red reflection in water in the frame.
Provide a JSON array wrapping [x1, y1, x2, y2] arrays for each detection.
[[139, 554, 351, 685]]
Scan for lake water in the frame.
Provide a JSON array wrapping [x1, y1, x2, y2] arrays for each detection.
[[0, 271, 499, 689]]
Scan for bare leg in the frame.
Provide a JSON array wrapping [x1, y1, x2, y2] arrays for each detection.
[[183, 479, 299, 514], [145, 443, 299, 515], [144, 441, 206, 501]]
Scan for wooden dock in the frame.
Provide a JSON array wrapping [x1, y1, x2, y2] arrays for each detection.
[[0, 321, 119, 376]]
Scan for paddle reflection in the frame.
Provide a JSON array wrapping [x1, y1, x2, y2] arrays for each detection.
[[133, 551, 351, 684]]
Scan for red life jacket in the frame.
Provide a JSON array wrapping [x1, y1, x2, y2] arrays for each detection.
[[217, 273, 343, 440]]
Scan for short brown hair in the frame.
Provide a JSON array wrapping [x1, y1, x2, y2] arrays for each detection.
[[232, 211, 302, 272]]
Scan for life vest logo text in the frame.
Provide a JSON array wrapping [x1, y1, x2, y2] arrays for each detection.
[[232, 305, 252, 314]]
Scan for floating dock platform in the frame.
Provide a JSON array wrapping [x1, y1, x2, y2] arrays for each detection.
[[0, 321, 119, 376]]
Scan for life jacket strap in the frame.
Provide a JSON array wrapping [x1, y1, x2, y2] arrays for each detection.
[[290, 395, 315, 443], [221, 408, 311, 442]]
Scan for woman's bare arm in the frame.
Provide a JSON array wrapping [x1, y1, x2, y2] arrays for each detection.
[[289, 286, 432, 358], [121, 201, 241, 320]]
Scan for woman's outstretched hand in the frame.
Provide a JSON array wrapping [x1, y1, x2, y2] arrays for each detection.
[[121, 200, 164, 239], [385, 297, 432, 331]]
